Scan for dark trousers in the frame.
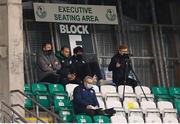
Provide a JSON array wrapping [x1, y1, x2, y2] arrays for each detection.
[[40, 73, 60, 84], [117, 78, 137, 88], [84, 108, 115, 117]]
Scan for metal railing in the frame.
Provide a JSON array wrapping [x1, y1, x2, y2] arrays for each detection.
[[11, 104, 46, 123], [0, 108, 13, 122], [1, 101, 27, 123], [10, 90, 63, 123]]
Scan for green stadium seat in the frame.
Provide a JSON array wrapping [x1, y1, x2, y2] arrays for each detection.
[[75, 114, 92, 123], [59, 108, 73, 122], [32, 84, 50, 108], [54, 99, 72, 112], [24, 84, 33, 109], [93, 115, 110, 123], [174, 99, 180, 115], [48, 84, 68, 99], [169, 87, 180, 99], [151, 87, 172, 102]]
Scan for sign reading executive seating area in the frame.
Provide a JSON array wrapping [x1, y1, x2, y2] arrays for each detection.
[[33, 3, 118, 25]]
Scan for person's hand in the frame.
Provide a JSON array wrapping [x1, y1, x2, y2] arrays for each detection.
[[116, 63, 121, 68], [54, 61, 59, 65], [86, 105, 93, 109], [94, 106, 99, 109], [48, 64, 52, 67]]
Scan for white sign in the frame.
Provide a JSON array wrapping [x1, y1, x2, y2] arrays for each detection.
[[59, 24, 89, 34], [69, 35, 82, 54], [33, 3, 118, 25]]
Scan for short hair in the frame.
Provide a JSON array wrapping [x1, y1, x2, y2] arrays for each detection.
[[73, 46, 84, 54], [42, 42, 52, 50], [119, 44, 128, 50], [83, 76, 93, 82], [61, 46, 69, 51]]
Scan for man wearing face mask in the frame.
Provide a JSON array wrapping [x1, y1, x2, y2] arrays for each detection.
[[73, 76, 116, 117], [70, 46, 90, 81], [108, 45, 137, 88], [37, 42, 61, 83]]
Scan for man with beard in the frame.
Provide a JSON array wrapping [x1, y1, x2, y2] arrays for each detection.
[[37, 42, 61, 83]]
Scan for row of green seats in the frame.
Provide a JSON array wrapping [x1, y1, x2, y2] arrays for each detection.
[[151, 86, 180, 115], [24, 83, 69, 109], [151, 86, 180, 101], [24, 83, 75, 122], [76, 114, 110, 123]]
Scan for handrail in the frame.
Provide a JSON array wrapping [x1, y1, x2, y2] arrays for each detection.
[[1, 101, 27, 123], [11, 104, 46, 123], [10, 90, 63, 122], [0, 109, 13, 122]]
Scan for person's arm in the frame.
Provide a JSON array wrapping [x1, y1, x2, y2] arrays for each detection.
[[108, 57, 116, 71], [37, 55, 53, 72], [73, 87, 90, 107], [93, 92, 99, 107], [51, 55, 61, 70]]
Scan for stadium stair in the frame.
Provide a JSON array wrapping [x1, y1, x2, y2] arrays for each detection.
[[2, 83, 179, 123]]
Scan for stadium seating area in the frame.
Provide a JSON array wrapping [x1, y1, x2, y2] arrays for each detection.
[[24, 83, 180, 123]]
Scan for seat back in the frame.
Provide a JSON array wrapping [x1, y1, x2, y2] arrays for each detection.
[[100, 85, 116, 96], [169, 87, 180, 97], [48, 84, 65, 94], [145, 115, 162, 123], [118, 85, 134, 96], [59, 108, 73, 122], [140, 101, 156, 112], [92, 85, 100, 93], [65, 84, 78, 96], [76, 115, 92, 123], [135, 86, 151, 96], [151, 87, 168, 96], [24, 83, 31, 91], [97, 96, 105, 109], [111, 115, 127, 123], [32, 84, 47, 94], [106, 100, 122, 109], [157, 101, 173, 112], [54, 99, 71, 112], [128, 112, 144, 123], [123, 100, 139, 112], [93, 115, 110, 123]]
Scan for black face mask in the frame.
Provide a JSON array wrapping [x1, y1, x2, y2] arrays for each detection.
[[44, 50, 53, 55]]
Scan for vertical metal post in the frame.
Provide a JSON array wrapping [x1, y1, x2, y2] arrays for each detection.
[[116, 0, 126, 44], [24, 21, 35, 83], [159, 25, 170, 87], [49, 23, 56, 52], [150, 0, 166, 87], [150, 26, 161, 85]]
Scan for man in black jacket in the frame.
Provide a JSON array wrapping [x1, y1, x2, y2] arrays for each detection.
[[56, 46, 81, 85], [108, 45, 137, 88], [56, 46, 72, 76], [70, 46, 90, 81]]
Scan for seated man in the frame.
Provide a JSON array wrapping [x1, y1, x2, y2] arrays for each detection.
[[37, 42, 61, 83], [56, 46, 72, 77], [70, 46, 103, 82], [70, 47, 91, 81], [73, 76, 115, 117]]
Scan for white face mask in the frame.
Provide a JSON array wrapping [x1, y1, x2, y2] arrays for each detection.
[[85, 83, 93, 89]]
